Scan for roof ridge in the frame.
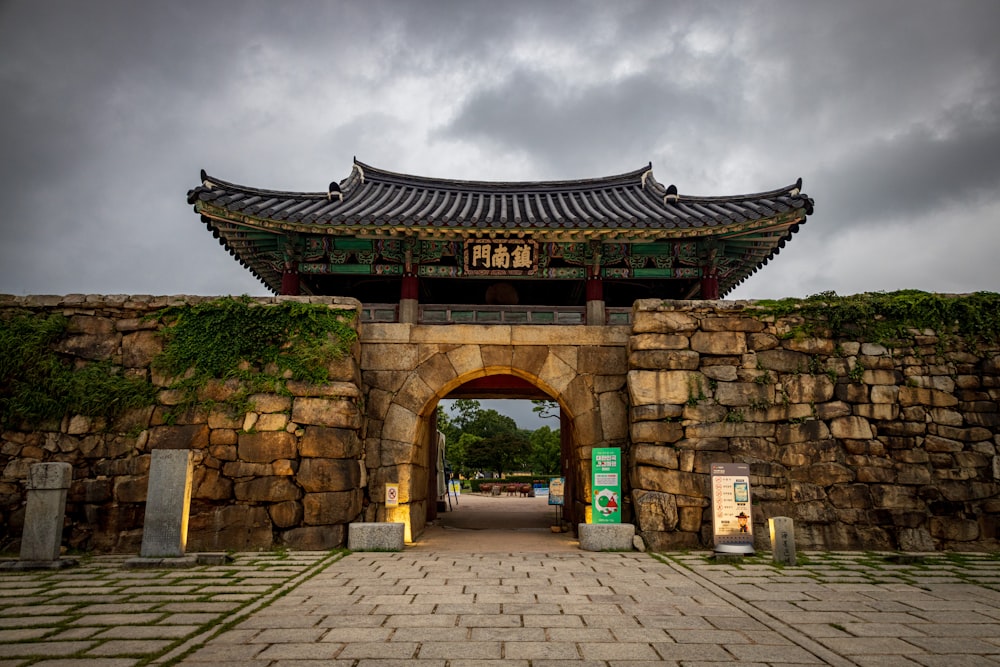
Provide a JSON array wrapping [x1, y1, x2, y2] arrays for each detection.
[[352, 159, 652, 192]]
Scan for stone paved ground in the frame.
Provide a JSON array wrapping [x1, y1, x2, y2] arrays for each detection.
[[2, 549, 1000, 666]]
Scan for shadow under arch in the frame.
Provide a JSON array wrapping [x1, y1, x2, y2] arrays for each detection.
[[366, 342, 614, 543]]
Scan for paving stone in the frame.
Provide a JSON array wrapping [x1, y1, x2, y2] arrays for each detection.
[[85, 640, 173, 655], [502, 641, 580, 659]]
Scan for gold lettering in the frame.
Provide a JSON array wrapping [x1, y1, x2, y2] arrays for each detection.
[[512, 244, 532, 269]]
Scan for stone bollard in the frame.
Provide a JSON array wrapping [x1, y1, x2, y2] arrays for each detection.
[[139, 449, 194, 559], [769, 516, 797, 566], [12, 462, 76, 569]]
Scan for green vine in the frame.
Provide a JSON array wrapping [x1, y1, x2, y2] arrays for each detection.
[[755, 290, 1000, 346], [0, 312, 156, 429], [153, 297, 358, 418]]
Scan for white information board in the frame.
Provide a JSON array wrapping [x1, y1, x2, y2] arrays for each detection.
[[710, 462, 755, 554]]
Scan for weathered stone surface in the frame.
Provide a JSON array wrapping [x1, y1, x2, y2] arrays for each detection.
[[830, 416, 873, 440], [297, 458, 361, 493], [629, 349, 700, 370], [776, 421, 831, 445], [634, 466, 707, 497], [785, 337, 835, 354], [628, 370, 709, 406], [121, 330, 162, 368], [303, 490, 362, 525], [630, 421, 683, 444], [690, 331, 746, 355], [784, 375, 835, 404], [233, 477, 301, 503], [632, 310, 698, 333], [300, 427, 361, 458], [147, 425, 209, 451], [632, 444, 679, 470], [282, 524, 345, 549], [238, 431, 297, 463], [268, 500, 303, 528], [291, 397, 361, 429], [630, 333, 689, 351], [714, 382, 772, 407], [755, 349, 810, 372]]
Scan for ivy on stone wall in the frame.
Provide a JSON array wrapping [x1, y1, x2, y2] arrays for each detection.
[[153, 297, 358, 417], [0, 312, 156, 429], [755, 290, 1000, 346]]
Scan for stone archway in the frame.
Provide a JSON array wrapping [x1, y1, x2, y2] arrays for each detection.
[[360, 324, 629, 542]]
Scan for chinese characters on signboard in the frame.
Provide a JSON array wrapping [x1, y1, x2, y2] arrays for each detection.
[[464, 240, 537, 275]]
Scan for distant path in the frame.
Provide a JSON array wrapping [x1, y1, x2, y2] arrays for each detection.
[[410, 492, 579, 552]]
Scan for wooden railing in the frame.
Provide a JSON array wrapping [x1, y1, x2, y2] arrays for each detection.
[[360, 303, 632, 325]]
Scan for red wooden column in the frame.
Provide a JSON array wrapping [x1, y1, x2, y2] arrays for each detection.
[[399, 272, 419, 323], [585, 275, 605, 325], [280, 268, 300, 296], [700, 266, 719, 300]]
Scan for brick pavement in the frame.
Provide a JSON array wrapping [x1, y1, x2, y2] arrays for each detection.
[[2, 550, 1000, 666]]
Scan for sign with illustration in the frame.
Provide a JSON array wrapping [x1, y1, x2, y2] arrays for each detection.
[[591, 448, 621, 524], [548, 477, 564, 506], [710, 463, 754, 554], [464, 239, 537, 275]]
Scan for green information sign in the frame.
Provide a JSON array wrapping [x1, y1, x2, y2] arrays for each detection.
[[591, 447, 621, 524]]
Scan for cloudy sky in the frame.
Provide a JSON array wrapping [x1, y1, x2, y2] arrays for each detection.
[[2, 1, 998, 427]]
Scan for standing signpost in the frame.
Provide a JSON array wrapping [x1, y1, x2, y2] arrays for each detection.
[[591, 448, 621, 524], [710, 462, 754, 554]]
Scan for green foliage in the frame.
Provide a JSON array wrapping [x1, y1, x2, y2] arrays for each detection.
[[440, 400, 560, 477], [153, 297, 357, 418], [155, 297, 357, 384], [528, 425, 561, 475], [0, 312, 156, 429], [755, 290, 1000, 345]]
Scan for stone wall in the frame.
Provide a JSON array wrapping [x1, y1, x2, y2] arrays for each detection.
[[628, 299, 1000, 552], [0, 295, 364, 553]]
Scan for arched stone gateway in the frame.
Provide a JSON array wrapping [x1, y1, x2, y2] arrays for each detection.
[[359, 322, 630, 542]]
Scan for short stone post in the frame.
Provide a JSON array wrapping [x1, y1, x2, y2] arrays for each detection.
[[769, 516, 796, 566], [139, 449, 194, 559], [17, 463, 75, 567]]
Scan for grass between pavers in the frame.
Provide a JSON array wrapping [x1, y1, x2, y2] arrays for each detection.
[[654, 550, 1000, 590], [0, 549, 347, 666]]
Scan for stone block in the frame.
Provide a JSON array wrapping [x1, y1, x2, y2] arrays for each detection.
[[830, 416, 873, 440], [785, 337, 835, 354], [297, 458, 361, 493], [348, 522, 405, 551], [630, 421, 683, 444], [304, 490, 363, 525], [19, 463, 73, 562], [632, 490, 678, 532], [283, 525, 346, 550], [701, 316, 766, 333], [233, 476, 301, 502], [784, 375, 835, 404], [768, 517, 796, 565], [755, 349, 810, 372], [300, 427, 362, 458], [628, 370, 709, 406], [629, 333, 690, 351], [691, 331, 746, 355], [291, 397, 361, 429], [238, 431, 297, 463], [632, 444, 679, 470], [139, 450, 193, 558], [715, 382, 772, 407], [632, 310, 698, 334], [629, 350, 700, 370], [578, 523, 636, 551]]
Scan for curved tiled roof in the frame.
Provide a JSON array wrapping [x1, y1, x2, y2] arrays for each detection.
[[188, 159, 813, 240]]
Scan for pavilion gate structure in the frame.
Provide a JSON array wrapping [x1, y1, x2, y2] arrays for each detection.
[[187, 159, 813, 543]]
